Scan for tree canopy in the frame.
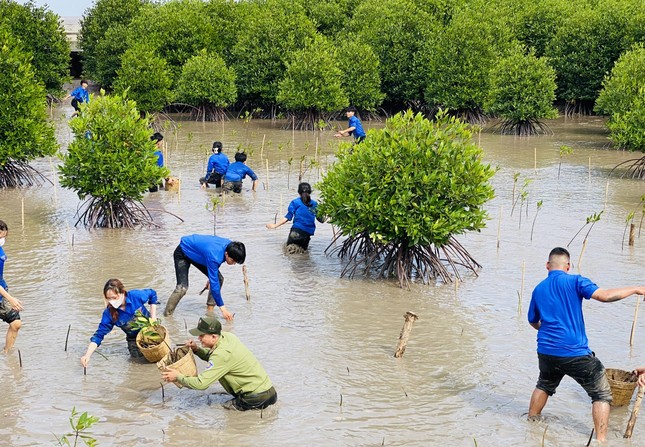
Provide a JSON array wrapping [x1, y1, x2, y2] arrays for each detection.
[[318, 110, 495, 285], [0, 26, 57, 188], [59, 91, 169, 228]]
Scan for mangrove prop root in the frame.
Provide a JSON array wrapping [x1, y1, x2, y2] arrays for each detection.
[[0, 160, 53, 188], [73, 197, 160, 229], [326, 231, 481, 286]]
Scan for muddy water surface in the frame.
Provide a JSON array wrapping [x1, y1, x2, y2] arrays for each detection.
[[1, 109, 645, 446]]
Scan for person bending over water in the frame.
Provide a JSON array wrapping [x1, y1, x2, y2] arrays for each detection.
[[200, 141, 229, 188], [81, 279, 158, 366], [222, 152, 258, 193]]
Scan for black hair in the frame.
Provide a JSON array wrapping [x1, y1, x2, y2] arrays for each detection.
[[298, 182, 312, 206], [151, 132, 164, 143], [212, 141, 223, 153], [80, 79, 88, 86], [347, 105, 357, 113], [234, 152, 247, 163], [0, 219, 7, 232], [226, 241, 246, 264], [549, 247, 570, 259]]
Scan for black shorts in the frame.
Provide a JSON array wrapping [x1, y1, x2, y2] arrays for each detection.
[[0, 298, 21, 324], [71, 98, 81, 112], [200, 172, 223, 188], [222, 181, 242, 193], [287, 228, 311, 250], [536, 352, 612, 403]]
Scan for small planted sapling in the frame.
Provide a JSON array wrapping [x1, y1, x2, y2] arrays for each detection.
[[530, 200, 543, 241], [54, 407, 99, 447], [558, 145, 573, 180]]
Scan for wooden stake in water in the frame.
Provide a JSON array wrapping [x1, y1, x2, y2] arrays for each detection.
[[496, 206, 502, 249], [588, 156, 591, 183], [577, 238, 588, 272], [625, 386, 645, 438], [604, 180, 609, 210], [260, 134, 266, 160], [21, 197, 25, 228], [18, 349, 22, 368], [630, 297, 641, 347], [161, 382, 166, 403], [534, 147, 537, 173], [518, 260, 526, 313], [83, 367, 87, 376], [629, 223, 636, 246], [243, 265, 250, 301], [280, 193, 283, 216], [265, 159, 270, 190], [394, 311, 419, 358], [64, 324, 71, 352]]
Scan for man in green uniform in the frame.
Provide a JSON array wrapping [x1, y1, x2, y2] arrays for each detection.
[[161, 316, 277, 410]]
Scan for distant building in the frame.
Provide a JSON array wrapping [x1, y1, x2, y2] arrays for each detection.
[[62, 16, 82, 78]]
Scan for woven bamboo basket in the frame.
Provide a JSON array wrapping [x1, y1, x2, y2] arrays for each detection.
[[135, 325, 171, 363], [606, 368, 637, 406], [157, 346, 198, 388]]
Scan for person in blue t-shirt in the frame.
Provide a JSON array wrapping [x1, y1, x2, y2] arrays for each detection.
[[334, 106, 366, 143], [527, 247, 645, 443], [80, 278, 159, 366], [148, 132, 166, 192], [64, 79, 90, 116], [200, 141, 230, 188], [266, 182, 324, 250], [0, 220, 23, 354], [222, 152, 258, 193], [164, 235, 246, 321]]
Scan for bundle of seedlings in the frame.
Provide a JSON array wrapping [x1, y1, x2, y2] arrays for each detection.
[[132, 311, 171, 362]]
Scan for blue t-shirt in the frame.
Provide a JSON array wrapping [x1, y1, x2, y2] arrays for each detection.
[[527, 270, 599, 357], [207, 152, 230, 176], [90, 289, 159, 346], [224, 162, 258, 183], [70, 86, 90, 103], [285, 197, 319, 235], [0, 246, 7, 293], [348, 115, 366, 138], [180, 235, 231, 307], [154, 150, 164, 168]]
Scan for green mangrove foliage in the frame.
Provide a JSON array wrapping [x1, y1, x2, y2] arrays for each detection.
[[175, 49, 237, 121], [59, 91, 169, 229], [231, 0, 317, 111], [112, 43, 174, 114], [334, 35, 384, 112], [277, 37, 348, 130], [349, 0, 433, 107], [485, 46, 558, 135], [318, 110, 495, 286], [79, 0, 144, 88], [54, 407, 99, 447], [0, 27, 57, 188], [0, 0, 69, 95]]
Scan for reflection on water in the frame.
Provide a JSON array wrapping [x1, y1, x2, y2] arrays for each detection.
[[1, 107, 644, 445]]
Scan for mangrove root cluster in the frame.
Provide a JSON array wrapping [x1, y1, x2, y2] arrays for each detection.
[[0, 160, 51, 188], [74, 197, 158, 229], [326, 231, 482, 288]]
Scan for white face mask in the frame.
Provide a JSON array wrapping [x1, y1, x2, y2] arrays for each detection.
[[108, 296, 124, 308], [0, 238, 5, 247]]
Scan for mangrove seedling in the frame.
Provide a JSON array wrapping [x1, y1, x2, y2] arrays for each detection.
[[567, 211, 603, 248], [622, 211, 635, 250], [130, 311, 164, 347], [530, 200, 544, 241], [54, 407, 99, 447], [558, 145, 573, 180]]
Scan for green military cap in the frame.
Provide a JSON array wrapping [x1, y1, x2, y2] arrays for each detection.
[[189, 316, 222, 336]]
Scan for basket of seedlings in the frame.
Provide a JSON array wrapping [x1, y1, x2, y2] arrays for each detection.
[[132, 311, 171, 363], [157, 345, 198, 388]]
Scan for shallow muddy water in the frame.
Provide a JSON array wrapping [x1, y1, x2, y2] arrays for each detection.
[[1, 108, 645, 446]]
